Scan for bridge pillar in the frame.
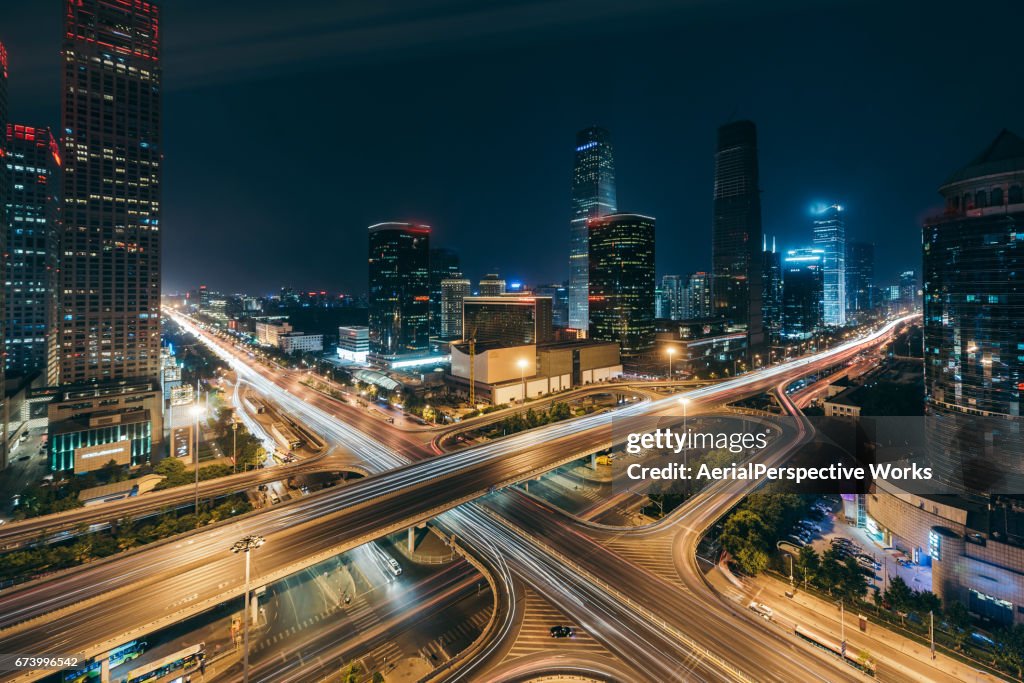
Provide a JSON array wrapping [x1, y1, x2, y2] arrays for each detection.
[[408, 526, 416, 553], [590, 453, 597, 469], [250, 590, 260, 626], [100, 657, 110, 683], [523, 480, 528, 492]]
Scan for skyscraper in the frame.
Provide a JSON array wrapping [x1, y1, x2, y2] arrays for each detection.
[[761, 236, 783, 342], [684, 271, 713, 320], [367, 222, 431, 357], [428, 247, 460, 337], [0, 42, 9, 436], [588, 213, 655, 358], [440, 277, 470, 339], [711, 121, 763, 346], [4, 125, 60, 383], [659, 275, 684, 320], [782, 248, 824, 340], [534, 283, 569, 328], [57, 0, 162, 384], [899, 270, 918, 312], [812, 203, 847, 326], [568, 126, 617, 333], [923, 129, 1024, 496], [845, 240, 875, 317]]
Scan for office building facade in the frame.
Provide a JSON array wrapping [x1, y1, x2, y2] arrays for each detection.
[[711, 120, 763, 346], [367, 222, 431, 357], [658, 274, 684, 320], [568, 126, 617, 332], [4, 125, 60, 383], [57, 0, 162, 385], [845, 240, 875, 317], [428, 247, 460, 337], [534, 283, 569, 328], [478, 273, 506, 296], [462, 296, 553, 346], [588, 213, 655, 358], [440, 277, 471, 339], [923, 129, 1024, 496], [761, 236, 783, 342], [812, 203, 847, 326], [684, 271, 713, 320], [782, 248, 824, 340]]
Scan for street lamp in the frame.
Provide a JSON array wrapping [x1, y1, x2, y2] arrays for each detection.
[[231, 534, 265, 683], [517, 358, 529, 403], [679, 397, 690, 467], [666, 347, 676, 380], [191, 401, 205, 517]]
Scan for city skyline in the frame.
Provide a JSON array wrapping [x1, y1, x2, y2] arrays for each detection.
[[3, 0, 1022, 294]]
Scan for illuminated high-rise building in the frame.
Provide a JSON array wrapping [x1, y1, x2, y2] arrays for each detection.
[[429, 247, 460, 337], [845, 240, 875, 317], [761, 235, 783, 341], [4, 125, 60, 383], [711, 121, 763, 346], [440, 277, 470, 340], [812, 203, 847, 326], [658, 275, 684, 320], [0, 43, 9, 402], [568, 126, 617, 333], [367, 222, 430, 357], [923, 129, 1024, 496], [588, 213, 655, 358], [478, 273, 506, 296], [782, 248, 824, 340], [684, 271, 712, 320], [462, 296, 553, 346], [57, 0, 162, 384]]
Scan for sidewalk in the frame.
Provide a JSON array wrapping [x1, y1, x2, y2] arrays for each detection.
[[712, 567, 1002, 682]]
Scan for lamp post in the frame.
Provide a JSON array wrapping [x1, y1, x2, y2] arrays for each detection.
[[231, 534, 265, 683], [517, 358, 529, 404], [666, 347, 676, 380], [191, 400, 205, 517], [678, 397, 690, 467], [232, 421, 239, 474]]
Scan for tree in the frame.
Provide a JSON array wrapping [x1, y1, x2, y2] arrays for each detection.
[[720, 509, 769, 555], [837, 557, 868, 603], [944, 601, 971, 651], [995, 624, 1024, 680], [796, 545, 820, 588], [884, 576, 914, 625], [733, 546, 770, 575], [817, 547, 843, 595]]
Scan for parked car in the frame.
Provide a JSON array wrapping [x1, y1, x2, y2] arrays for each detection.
[[550, 625, 575, 638]]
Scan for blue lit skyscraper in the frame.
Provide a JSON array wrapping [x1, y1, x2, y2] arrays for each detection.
[[811, 203, 847, 326], [782, 248, 824, 340], [569, 126, 617, 333]]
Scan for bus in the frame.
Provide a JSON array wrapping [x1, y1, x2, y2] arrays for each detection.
[[795, 625, 876, 677], [270, 421, 302, 451], [64, 642, 147, 683], [124, 643, 204, 683]]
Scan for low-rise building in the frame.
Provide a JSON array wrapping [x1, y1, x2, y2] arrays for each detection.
[[46, 380, 163, 473], [448, 339, 621, 404], [255, 320, 293, 346], [337, 325, 370, 363], [279, 332, 323, 354]]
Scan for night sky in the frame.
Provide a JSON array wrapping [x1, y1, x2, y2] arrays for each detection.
[[4, 0, 1023, 295]]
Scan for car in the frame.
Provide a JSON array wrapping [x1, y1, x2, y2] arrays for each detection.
[[800, 520, 822, 533], [786, 535, 806, 547], [550, 625, 575, 638], [748, 601, 773, 620], [17, 455, 30, 462]]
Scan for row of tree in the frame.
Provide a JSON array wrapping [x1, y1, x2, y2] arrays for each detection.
[[0, 495, 252, 583]]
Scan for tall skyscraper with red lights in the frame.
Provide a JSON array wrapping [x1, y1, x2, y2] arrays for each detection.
[[57, 0, 162, 384]]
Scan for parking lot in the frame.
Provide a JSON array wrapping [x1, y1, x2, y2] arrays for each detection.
[[791, 499, 933, 595]]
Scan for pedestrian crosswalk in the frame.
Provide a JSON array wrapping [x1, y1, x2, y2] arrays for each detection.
[[417, 608, 490, 665], [604, 535, 682, 585], [503, 588, 608, 661]]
